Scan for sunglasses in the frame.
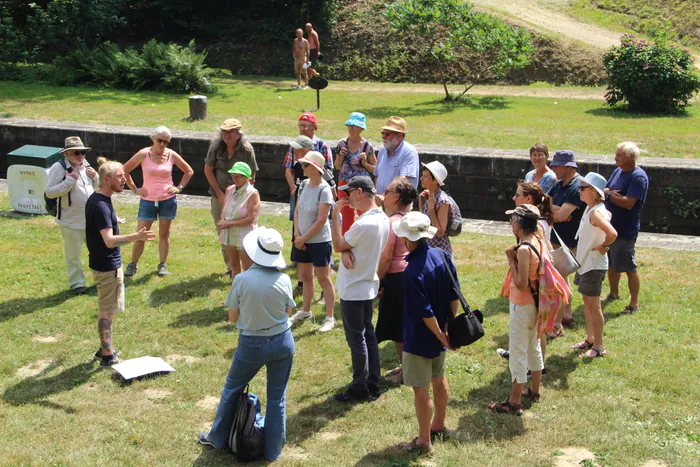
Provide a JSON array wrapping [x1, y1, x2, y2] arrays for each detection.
[[156, 138, 170, 145], [381, 131, 397, 137], [72, 150, 87, 156], [579, 185, 592, 191], [300, 162, 310, 168], [345, 188, 357, 194]]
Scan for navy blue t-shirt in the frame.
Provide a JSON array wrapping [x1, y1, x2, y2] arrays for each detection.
[[402, 244, 459, 359], [548, 174, 586, 249], [85, 192, 121, 272], [605, 167, 649, 239]]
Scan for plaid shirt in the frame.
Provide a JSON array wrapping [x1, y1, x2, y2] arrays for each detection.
[[282, 135, 333, 169]]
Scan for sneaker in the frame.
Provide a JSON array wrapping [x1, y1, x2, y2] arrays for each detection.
[[497, 348, 510, 359], [124, 262, 137, 277], [368, 384, 381, 398], [157, 262, 169, 277], [99, 354, 122, 369], [291, 310, 312, 323], [302, 86, 309, 90], [198, 431, 215, 448], [317, 317, 335, 333], [94, 348, 120, 361], [293, 85, 301, 90]]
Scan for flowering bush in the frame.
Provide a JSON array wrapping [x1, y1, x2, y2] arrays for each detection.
[[603, 34, 700, 113]]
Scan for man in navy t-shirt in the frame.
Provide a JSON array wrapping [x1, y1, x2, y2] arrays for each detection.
[[604, 142, 649, 315], [392, 212, 458, 454], [86, 159, 154, 368]]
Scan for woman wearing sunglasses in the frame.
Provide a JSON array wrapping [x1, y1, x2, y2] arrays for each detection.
[[123, 126, 194, 277]]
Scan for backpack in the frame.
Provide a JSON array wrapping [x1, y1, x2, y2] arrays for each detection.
[[442, 192, 463, 237], [519, 240, 572, 334], [228, 386, 265, 462], [44, 158, 71, 219]]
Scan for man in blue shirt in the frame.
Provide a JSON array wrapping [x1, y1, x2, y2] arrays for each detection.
[[392, 212, 458, 454], [374, 116, 420, 195], [604, 142, 649, 314]]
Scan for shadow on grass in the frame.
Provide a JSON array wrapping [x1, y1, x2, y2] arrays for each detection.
[[149, 273, 227, 306], [362, 96, 511, 119], [482, 296, 509, 316], [287, 395, 355, 446], [169, 306, 228, 328], [3, 360, 98, 413], [354, 444, 425, 466], [585, 107, 692, 119], [0, 290, 72, 324]]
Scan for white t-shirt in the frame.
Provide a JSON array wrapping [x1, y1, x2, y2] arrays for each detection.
[[575, 203, 611, 274], [336, 208, 389, 301], [297, 180, 333, 244]]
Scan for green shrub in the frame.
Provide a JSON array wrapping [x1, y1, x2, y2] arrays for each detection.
[[603, 34, 700, 113], [54, 40, 215, 94]]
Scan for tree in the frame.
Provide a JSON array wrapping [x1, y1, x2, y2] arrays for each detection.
[[603, 33, 700, 113], [384, 0, 533, 100]]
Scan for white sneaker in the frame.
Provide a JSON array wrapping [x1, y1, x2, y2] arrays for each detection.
[[291, 310, 312, 323], [293, 85, 301, 90], [317, 317, 336, 333]]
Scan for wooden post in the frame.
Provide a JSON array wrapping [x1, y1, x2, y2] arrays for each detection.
[[188, 95, 208, 121]]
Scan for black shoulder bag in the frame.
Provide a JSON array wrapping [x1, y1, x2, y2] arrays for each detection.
[[442, 251, 484, 348]]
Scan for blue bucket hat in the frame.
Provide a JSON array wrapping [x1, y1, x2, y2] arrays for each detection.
[[550, 150, 578, 168], [344, 112, 367, 130]]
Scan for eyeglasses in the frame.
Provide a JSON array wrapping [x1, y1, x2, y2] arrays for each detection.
[[300, 162, 310, 168], [345, 188, 357, 194], [381, 131, 397, 137], [298, 124, 314, 129], [156, 138, 170, 145], [384, 189, 396, 195]]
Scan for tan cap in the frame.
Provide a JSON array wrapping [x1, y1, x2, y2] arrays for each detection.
[[220, 118, 242, 131]]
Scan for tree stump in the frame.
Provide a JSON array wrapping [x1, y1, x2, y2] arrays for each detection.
[[188, 95, 208, 121]]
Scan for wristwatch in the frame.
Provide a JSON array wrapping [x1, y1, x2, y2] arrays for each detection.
[[178, 185, 184, 191]]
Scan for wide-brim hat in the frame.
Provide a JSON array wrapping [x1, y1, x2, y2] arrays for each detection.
[[550, 150, 578, 168], [581, 172, 607, 199], [381, 116, 407, 134], [506, 204, 541, 220], [228, 161, 252, 179], [60, 136, 91, 153], [345, 112, 367, 130], [421, 161, 447, 186], [298, 151, 325, 175], [392, 211, 437, 241], [220, 118, 242, 131], [242, 227, 286, 269]]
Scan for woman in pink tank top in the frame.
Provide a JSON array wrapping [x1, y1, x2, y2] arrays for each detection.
[[123, 126, 194, 277]]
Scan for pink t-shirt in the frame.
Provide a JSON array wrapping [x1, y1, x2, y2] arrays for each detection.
[[140, 148, 175, 201], [387, 212, 410, 274]]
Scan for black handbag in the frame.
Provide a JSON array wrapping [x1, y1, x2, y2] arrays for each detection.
[[442, 251, 484, 348]]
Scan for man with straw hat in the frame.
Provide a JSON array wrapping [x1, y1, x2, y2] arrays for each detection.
[[374, 116, 419, 195]]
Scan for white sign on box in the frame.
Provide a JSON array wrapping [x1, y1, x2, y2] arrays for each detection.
[[111, 356, 176, 380]]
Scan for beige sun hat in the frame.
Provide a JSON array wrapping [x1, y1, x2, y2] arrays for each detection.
[[220, 118, 242, 131], [297, 151, 326, 175], [392, 211, 437, 241], [60, 136, 91, 153], [381, 116, 407, 134]]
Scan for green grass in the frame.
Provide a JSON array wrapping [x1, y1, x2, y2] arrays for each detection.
[[0, 76, 699, 158], [0, 192, 698, 466]]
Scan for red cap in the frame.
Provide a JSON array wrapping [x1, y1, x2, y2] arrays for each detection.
[[299, 112, 317, 124]]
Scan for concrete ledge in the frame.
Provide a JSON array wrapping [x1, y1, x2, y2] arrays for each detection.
[[1, 118, 698, 235]]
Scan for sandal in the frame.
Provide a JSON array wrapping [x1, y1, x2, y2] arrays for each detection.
[[601, 294, 620, 302], [488, 400, 523, 416], [545, 325, 566, 339], [522, 387, 540, 402], [561, 317, 575, 327], [385, 366, 402, 376], [621, 305, 639, 314], [430, 427, 453, 442], [580, 347, 607, 359], [398, 437, 433, 454], [571, 339, 593, 350]]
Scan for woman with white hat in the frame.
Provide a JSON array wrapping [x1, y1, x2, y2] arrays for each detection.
[[571, 172, 617, 358], [418, 161, 453, 256], [199, 227, 296, 462], [290, 151, 337, 333], [217, 162, 260, 279]]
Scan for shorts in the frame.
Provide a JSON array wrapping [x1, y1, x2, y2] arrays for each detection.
[[294, 57, 306, 74], [608, 237, 638, 273], [92, 268, 125, 314], [574, 269, 607, 297], [402, 351, 446, 387], [309, 48, 318, 66], [291, 241, 332, 267], [137, 197, 177, 221]]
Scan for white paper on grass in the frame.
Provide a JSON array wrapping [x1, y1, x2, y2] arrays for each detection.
[[111, 356, 176, 379]]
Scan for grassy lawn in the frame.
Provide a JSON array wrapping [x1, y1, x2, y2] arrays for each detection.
[[0, 191, 698, 466], [0, 76, 698, 159]]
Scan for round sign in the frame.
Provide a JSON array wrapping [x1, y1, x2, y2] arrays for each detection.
[[308, 76, 328, 90]]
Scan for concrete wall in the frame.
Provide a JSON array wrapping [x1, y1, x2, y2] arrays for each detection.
[[2, 118, 699, 235]]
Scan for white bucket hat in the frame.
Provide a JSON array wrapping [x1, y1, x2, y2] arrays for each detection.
[[581, 172, 607, 199], [392, 211, 437, 241], [242, 227, 286, 269], [422, 161, 448, 186]]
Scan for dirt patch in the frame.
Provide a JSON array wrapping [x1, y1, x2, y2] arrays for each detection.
[[32, 335, 62, 343], [16, 359, 52, 378], [196, 396, 220, 410], [284, 447, 309, 461], [641, 461, 668, 467], [553, 447, 598, 467], [318, 431, 343, 441], [165, 354, 201, 365], [144, 389, 173, 400]]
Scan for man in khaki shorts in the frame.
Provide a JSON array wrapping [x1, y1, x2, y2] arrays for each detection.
[[392, 212, 458, 455], [292, 28, 309, 89], [85, 158, 154, 368]]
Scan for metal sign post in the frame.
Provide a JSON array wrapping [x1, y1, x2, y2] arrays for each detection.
[[308, 76, 328, 110]]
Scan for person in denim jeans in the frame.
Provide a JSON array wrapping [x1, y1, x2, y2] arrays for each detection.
[[199, 227, 296, 461]]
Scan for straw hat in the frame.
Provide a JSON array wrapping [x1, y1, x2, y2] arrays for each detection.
[[60, 136, 91, 153], [297, 151, 325, 175], [381, 116, 407, 134]]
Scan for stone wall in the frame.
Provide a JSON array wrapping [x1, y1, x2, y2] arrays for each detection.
[[2, 118, 699, 235]]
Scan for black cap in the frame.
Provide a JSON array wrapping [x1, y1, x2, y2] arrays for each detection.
[[338, 176, 376, 194]]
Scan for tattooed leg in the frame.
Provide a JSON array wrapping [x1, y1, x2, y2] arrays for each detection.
[[98, 314, 113, 356]]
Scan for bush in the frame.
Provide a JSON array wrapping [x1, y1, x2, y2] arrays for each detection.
[[603, 34, 700, 113], [54, 40, 216, 94]]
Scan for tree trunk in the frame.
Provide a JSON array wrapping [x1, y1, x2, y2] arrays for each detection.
[[188, 95, 208, 121]]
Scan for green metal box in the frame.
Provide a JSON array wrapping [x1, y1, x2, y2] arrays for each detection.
[[7, 145, 64, 168]]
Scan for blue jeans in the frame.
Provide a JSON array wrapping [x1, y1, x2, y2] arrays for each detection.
[[340, 299, 380, 392], [209, 328, 295, 461]]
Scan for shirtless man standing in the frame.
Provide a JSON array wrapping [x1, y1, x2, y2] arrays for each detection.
[[293, 28, 309, 90], [305, 23, 320, 66]]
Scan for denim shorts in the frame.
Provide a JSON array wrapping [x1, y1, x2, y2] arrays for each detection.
[[137, 196, 177, 221], [291, 241, 332, 267]]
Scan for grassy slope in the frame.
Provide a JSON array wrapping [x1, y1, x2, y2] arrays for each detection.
[[0, 78, 698, 158], [0, 192, 698, 466]]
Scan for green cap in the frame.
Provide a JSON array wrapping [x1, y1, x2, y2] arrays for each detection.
[[228, 161, 252, 178]]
